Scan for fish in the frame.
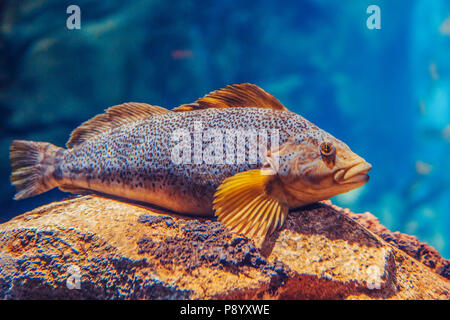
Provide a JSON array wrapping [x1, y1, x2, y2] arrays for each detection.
[[9, 83, 372, 238]]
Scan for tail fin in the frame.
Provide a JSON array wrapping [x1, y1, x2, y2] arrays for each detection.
[[10, 140, 63, 200]]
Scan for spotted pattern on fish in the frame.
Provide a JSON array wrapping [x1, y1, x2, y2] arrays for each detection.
[[54, 108, 328, 214]]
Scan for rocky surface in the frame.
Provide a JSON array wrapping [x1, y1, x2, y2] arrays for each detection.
[[0, 196, 448, 300], [326, 201, 450, 280]]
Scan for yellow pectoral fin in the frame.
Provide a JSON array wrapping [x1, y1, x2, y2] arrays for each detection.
[[213, 169, 289, 239]]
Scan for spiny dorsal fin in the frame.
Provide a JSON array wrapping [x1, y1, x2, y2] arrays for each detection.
[[213, 169, 289, 239], [174, 83, 289, 112], [67, 102, 172, 148]]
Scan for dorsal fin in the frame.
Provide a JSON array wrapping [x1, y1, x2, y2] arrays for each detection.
[[67, 102, 172, 148], [173, 83, 289, 112]]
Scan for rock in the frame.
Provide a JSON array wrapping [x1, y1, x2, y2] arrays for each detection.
[[325, 201, 450, 280], [0, 196, 448, 300]]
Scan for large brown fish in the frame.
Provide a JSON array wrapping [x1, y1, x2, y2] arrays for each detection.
[[10, 84, 371, 238]]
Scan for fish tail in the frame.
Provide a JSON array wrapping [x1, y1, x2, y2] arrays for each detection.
[[10, 140, 64, 200]]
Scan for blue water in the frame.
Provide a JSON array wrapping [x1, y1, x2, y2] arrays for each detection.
[[0, 0, 449, 257]]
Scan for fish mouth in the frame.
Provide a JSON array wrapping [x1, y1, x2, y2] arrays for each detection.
[[334, 161, 372, 185]]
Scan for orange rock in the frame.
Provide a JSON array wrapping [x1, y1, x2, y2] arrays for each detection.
[[332, 204, 449, 279], [0, 196, 448, 299]]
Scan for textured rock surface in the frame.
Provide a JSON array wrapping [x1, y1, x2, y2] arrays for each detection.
[[326, 201, 450, 280], [0, 196, 448, 300]]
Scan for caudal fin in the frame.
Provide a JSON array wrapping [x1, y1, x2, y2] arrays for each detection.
[[10, 140, 63, 200]]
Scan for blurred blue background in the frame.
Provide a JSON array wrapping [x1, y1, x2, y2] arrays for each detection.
[[0, 0, 449, 257]]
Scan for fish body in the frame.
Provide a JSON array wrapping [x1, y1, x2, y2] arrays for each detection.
[[47, 108, 324, 215], [10, 84, 371, 238]]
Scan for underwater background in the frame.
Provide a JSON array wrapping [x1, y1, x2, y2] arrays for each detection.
[[0, 0, 449, 257]]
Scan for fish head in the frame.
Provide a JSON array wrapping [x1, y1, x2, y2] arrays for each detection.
[[269, 130, 371, 205]]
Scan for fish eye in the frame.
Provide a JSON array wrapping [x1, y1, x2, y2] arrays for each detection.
[[320, 142, 334, 156]]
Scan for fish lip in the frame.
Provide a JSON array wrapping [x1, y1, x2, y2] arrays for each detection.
[[334, 161, 372, 185]]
